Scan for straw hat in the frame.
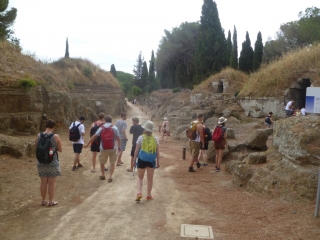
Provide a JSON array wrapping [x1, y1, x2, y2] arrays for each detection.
[[142, 120, 154, 132], [218, 117, 227, 124]]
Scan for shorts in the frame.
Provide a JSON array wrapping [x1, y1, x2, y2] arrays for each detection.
[[90, 141, 100, 152], [99, 149, 117, 165], [264, 122, 272, 128], [189, 140, 200, 157], [286, 110, 292, 117], [200, 142, 208, 150], [214, 140, 226, 150], [73, 144, 83, 154], [120, 139, 128, 151], [137, 158, 155, 169], [131, 144, 136, 157]]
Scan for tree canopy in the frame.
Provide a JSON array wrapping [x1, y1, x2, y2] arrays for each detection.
[[239, 31, 254, 73], [0, 0, 17, 42]]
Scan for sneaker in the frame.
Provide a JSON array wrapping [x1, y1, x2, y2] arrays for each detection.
[[105, 167, 108, 171], [77, 163, 83, 168], [216, 168, 221, 172], [196, 162, 201, 169], [188, 167, 196, 172], [202, 163, 208, 167], [135, 193, 142, 202], [146, 195, 154, 201], [72, 166, 77, 171]]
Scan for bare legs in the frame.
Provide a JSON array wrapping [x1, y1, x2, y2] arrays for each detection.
[[116, 151, 123, 165], [91, 151, 97, 171], [198, 149, 208, 164], [40, 177, 56, 203], [215, 149, 223, 170], [73, 153, 80, 167], [137, 167, 155, 196]]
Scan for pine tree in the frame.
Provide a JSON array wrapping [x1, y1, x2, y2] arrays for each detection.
[[226, 30, 232, 66], [0, 0, 17, 40], [110, 64, 117, 77], [65, 38, 69, 58], [230, 25, 238, 69], [133, 51, 144, 89], [239, 31, 254, 73], [194, 0, 228, 83], [141, 61, 148, 92], [253, 31, 263, 71]]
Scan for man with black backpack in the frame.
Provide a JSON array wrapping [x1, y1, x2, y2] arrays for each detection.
[[89, 112, 105, 172], [69, 116, 86, 171]]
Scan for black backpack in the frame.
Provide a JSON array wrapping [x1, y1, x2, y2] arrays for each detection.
[[69, 122, 82, 141], [203, 126, 212, 142], [90, 122, 102, 145], [265, 116, 271, 124], [36, 133, 54, 164]]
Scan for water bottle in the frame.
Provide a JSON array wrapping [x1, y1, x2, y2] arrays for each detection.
[[49, 148, 53, 160]]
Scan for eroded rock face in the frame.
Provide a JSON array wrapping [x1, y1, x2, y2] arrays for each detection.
[[0, 134, 35, 158], [246, 128, 273, 151], [225, 160, 254, 186], [273, 116, 320, 166], [247, 152, 267, 164]]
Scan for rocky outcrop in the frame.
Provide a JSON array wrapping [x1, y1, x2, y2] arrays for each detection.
[[225, 161, 254, 186], [245, 128, 273, 151], [247, 152, 267, 164], [0, 134, 35, 158]]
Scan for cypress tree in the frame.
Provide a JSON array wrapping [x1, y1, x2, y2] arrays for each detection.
[[253, 31, 263, 71], [0, 0, 17, 40], [141, 61, 148, 92], [226, 30, 232, 67], [230, 25, 238, 69], [239, 31, 254, 73], [133, 51, 144, 89], [147, 50, 156, 92], [65, 38, 69, 58], [194, 0, 228, 83], [110, 64, 117, 77]]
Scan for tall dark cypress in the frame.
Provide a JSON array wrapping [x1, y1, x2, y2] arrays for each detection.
[[110, 64, 117, 77], [253, 31, 263, 71], [65, 38, 69, 58], [230, 25, 238, 69], [141, 61, 148, 92], [239, 31, 254, 73], [194, 0, 228, 83], [226, 30, 232, 66], [147, 50, 156, 92]]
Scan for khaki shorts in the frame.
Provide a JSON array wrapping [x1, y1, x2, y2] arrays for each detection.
[[99, 149, 117, 165], [189, 140, 200, 157]]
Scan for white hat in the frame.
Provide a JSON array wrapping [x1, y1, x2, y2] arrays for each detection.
[[164, 117, 167, 121], [218, 117, 227, 124], [142, 120, 154, 132]]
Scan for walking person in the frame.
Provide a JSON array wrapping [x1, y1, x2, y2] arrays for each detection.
[[35, 119, 62, 206], [127, 117, 144, 172], [188, 114, 204, 172], [85, 115, 121, 182], [212, 117, 228, 172], [115, 113, 128, 166], [69, 116, 85, 171], [132, 120, 160, 201], [161, 117, 170, 141], [89, 112, 105, 172]]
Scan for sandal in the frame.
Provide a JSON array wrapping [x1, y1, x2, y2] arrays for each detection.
[[146, 195, 154, 201], [41, 201, 47, 206], [126, 169, 133, 172], [91, 169, 95, 173], [135, 193, 142, 202], [108, 178, 112, 182], [116, 164, 122, 166], [100, 176, 106, 180], [48, 201, 58, 206]]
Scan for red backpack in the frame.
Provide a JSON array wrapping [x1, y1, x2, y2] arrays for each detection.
[[212, 125, 225, 143], [100, 125, 115, 150]]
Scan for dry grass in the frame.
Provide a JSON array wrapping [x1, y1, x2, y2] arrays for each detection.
[[240, 43, 320, 97], [192, 67, 248, 94], [0, 40, 120, 91]]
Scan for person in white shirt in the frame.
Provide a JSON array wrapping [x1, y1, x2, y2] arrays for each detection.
[[69, 116, 86, 171], [301, 107, 306, 116], [285, 100, 295, 117]]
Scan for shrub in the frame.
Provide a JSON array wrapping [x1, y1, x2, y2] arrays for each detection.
[[172, 87, 181, 93], [83, 66, 93, 78], [19, 76, 37, 89], [131, 86, 142, 96]]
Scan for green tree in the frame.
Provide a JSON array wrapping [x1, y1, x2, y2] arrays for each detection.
[[141, 61, 148, 92], [110, 64, 117, 77], [194, 0, 228, 83], [253, 31, 263, 71], [230, 25, 238, 69], [0, 0, 17, 41], [116, 71, 134, 94], [131, 86, 142, 97], [65, 38, 69, 58], [239, 31, 254, 73], [226, 30, 232, 66], [133, 51, 144, 89], [147, 50, 157, 92]]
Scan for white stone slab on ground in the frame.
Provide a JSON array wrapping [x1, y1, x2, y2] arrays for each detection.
[[180, 224, 214, 239]]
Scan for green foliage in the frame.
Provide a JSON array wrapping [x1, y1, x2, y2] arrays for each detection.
[[194, 0, 228, 83], [230, 25, 238, 69], [19, 76, 37, 89], [83, 66, 92, 78], [116, 71, 134, 94], [131, 86, 142, 96], [226, 30, 232, 67], [141, 61, 148, 91], [146, 50, 158, 93], [239, 31, 254, 73], [253, 32, 263, 71], [65, 38, 69, 58], [110, 64, 117, 77], [172, 87, 181, 93], [67, 80, 74, 90], [133, 51, 144, 89], [0, 0, 17, 41], [156, 21, 200, 88]]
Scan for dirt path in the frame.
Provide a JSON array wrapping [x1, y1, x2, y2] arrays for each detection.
[[1, 102, 320, 239]]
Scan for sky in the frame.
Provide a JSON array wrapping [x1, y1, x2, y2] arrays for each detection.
[[7, 0, 319, 74]]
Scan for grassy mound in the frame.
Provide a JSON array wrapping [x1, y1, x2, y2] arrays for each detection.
[[240, 43, 320, 97], [0, 40, 119, 91]]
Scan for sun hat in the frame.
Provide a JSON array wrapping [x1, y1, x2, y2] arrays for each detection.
[[164, 117, 167, 121], [142, 120, 154, 132], [218, 117, 227, 124], [132, 117, 139, 123]]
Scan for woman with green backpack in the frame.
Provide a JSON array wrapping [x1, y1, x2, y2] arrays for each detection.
[[132, 120, 160, 201]]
